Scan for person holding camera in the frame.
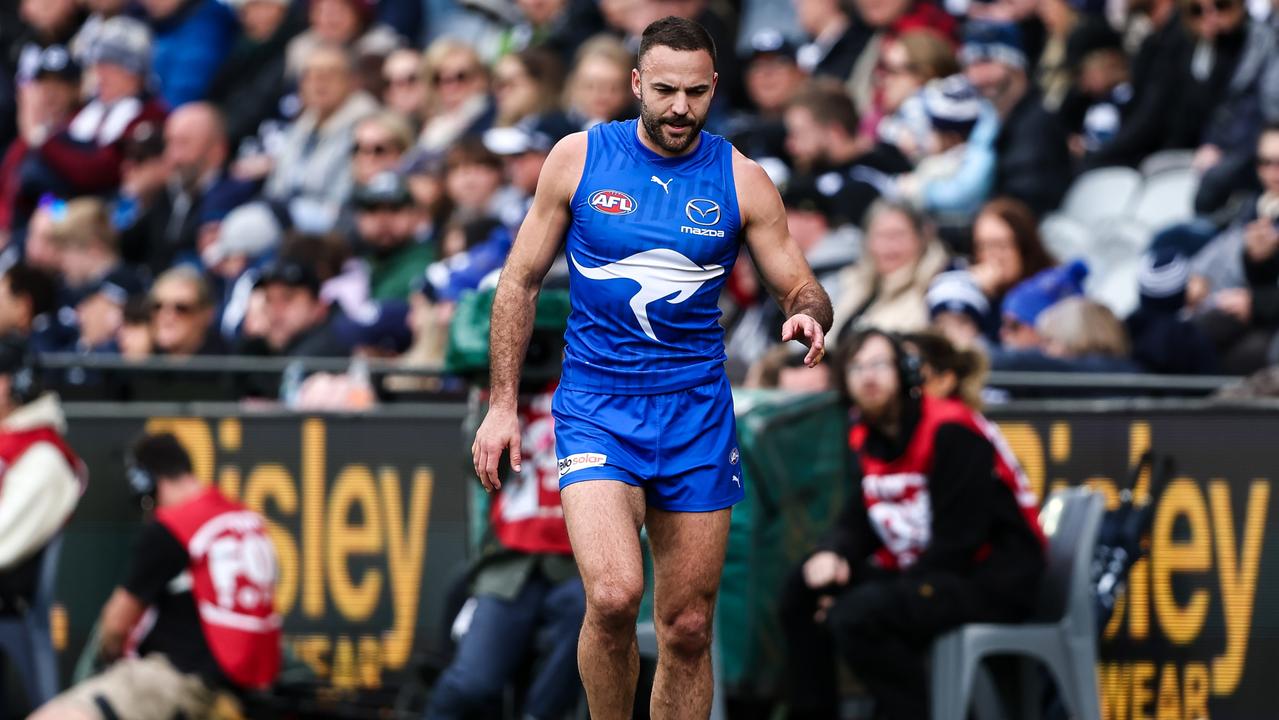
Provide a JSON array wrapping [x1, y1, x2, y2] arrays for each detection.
[[32, 433, 280, 720], [778, 328, 1045, 720], [0, 334, 85, 614]]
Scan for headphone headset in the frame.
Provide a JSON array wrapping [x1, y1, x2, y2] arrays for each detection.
[[125, 454, 157, 511], [862, 328, 923, 397]]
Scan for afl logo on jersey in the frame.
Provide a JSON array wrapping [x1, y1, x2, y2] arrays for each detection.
[[589, 189, 637, 215]]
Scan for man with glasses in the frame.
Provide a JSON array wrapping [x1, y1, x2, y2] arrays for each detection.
[[150, 266, 226, 357], [780, 329, 1044, 720]]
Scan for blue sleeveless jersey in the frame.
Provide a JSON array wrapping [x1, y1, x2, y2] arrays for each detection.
[[561, 119, 742, 395]]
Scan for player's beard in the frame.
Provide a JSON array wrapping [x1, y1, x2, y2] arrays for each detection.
[[639, 98, 705, 154]]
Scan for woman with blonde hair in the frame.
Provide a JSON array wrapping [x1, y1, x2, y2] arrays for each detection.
[[564, 35, 636, 129], [417, 39, 493, 152]]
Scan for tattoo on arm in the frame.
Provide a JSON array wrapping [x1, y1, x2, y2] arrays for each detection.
[[787, 280, 833, 332]]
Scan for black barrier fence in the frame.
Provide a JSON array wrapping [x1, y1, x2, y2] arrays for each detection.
[[40, 399, 1279, 720]]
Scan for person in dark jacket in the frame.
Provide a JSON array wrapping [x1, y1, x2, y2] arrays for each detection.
[[962, 21, 1072, 216], [780, 328, 1044, 720], [239, 258, 347, 358], [795, 0, 872, 81], [1127, 248, 1219, 374], [206, 0, 305, 152], [141, 0, 238, 108]]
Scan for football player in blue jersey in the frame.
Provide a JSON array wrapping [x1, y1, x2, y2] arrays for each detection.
[[472, 16, 833, 719]]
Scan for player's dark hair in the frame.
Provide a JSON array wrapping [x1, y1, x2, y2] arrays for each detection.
[[131, 433, 195, 483], [2, 263, 57, 320], [788, 78, 859, 137], [639, 16, 717, 70]]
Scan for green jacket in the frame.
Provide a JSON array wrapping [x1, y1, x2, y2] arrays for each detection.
[[368, 241, 435, 301]]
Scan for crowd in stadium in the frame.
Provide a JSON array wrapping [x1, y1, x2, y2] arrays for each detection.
[[3, 0, 1279, 398]]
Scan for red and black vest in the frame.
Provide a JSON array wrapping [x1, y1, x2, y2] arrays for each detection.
[[849, 396, 1045, 570], [0, 426, 87, 497], [489, 387, 573, 556], [155, 488, 281, 689]]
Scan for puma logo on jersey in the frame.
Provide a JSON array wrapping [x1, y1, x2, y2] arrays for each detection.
[[571, 249, 725, 342], [650, 175, 673, 194]]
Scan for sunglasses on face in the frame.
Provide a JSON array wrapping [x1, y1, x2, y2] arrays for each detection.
[[354, 142, 395, 157], [1187, 0, 1237, 17], [385, 72, 419, 87], [433, 69, 474, 87]]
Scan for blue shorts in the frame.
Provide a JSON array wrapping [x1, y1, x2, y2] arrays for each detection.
[[551, 375, 744, 512]]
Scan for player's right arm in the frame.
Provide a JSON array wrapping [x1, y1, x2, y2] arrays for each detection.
[[472, 132, 587, 492]]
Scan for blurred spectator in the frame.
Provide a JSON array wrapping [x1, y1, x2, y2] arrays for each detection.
[[1056, 20, 1133, 161], [352, 111, 415, 186], [27, 17, 168, 197], [112, 120, 168, 240], [868, 31, 959, 159], [207, 0, 305, 153], [903, 329, 989, 409], [1188, 124, 1279, 372], [286, 0, 404, 80], [444, 137, 506, 221], [1033, 0, 1096, 112], [150, 266, 226, 356], [70, 0, 132, 64], [118, 296, 154, 359], [72, 277, 129, 354], [1032, 296, 1141, 371], [894, 76, 992, 223], [19, 201, 65, 274], [996, 259, 1088, 351], [203, 202, 284, 337], [500, 0, 599, 63], [492, 48, 568, 129], [354, 172, 434, 300], [261, 43, 379, 234], [51, 198, 143, 304], [793, 0, 868, 80], [830, 200, 950, 341], [727, 30, 805, 163], [0, 45, 81, 237], [403, 148, 451, 238], [781, 328, 1043, 720], [140, 0, 238, 108], [1127, 249, 1219, 373], [967, 197, 1057, 337], [781, 175, 863, 280], [484, 119, 556, 227], [0, 264, 58, 348], [13, 0, 85, 85], [844, 0, 958, 117], [784, 79, 912, 228], [418, 39, 494, 152], [0, 333, 84, 618], [382, 48, 428, 129], [564, 35, 636, 129], [119, 103, 235, 273], [744, 343, 833, 391], [962, 21, 1072, 216], [926, 269, 991, 351], [240, 258, 347, 356], [426, 216, 512, 298]]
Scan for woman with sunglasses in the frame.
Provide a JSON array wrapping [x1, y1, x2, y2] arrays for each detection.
[[417, 38, 495, 153]]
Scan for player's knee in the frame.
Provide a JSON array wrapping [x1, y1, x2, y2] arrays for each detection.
[[657, 605, 713, 660], [586, 582, 642, 631]]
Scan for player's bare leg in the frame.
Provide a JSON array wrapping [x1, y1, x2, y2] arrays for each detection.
[[646, 506, 732, 719], [561, 480, 647, 720]]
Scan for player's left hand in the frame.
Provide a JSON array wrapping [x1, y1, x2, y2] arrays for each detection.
[[781, 313, 827, 367]]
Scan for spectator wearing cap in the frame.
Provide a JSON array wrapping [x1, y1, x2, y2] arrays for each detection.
[[202, 202, 285, 338], [120, 103, 239, 273], [240, 258, 347, 357], [149, 266, 227, 356], [564, 35, 636, 130], [206, 0, 306, 153], [0, 45, 81, 236], [138, 0, 238, 108], [1056, 19, 1134, 161], [927, 270, 991, 352], [28, 16, 169, 197], [1127, 249, 1219, 374], [12, 0, 85, 92], [995, 258, 1088, 352], [895, 75, 997, 224], [262, 43, 379, 234], [285, 0, 404, 82], [794, 0, 870, 81], [354, 171, 435, 301], [484, 117, 559, 228], [444, 138, 507, 223], [962, 21, 1072, 217], [418, 38, 495, 153], [50, 198, 143, 309], [784, 79, 912, 229], [866, 31, 957, 160], [727, 30, 806, 163], [829, 200, 950, 343]]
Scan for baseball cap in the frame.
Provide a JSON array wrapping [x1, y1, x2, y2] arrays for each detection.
[[255, 259, 321, 296], [31, 45, 81, 84], [82, 267, 144, 307], [483, 126, 554, 156], [960, 21, 1027, 70], [926, 270, 990, 325], [742, 29, 798, 64], [353, 171, 413, 209], [203, 202, 284, 266]]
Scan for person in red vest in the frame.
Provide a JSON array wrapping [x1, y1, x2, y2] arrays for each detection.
[[778, 328, 1045, 720], [32, 433, 280, 720], [0, 334, 85, 615]]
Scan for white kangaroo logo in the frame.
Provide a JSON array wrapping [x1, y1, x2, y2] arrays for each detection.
[[571, 249, 724, 342], [650, 175, 673, 194]]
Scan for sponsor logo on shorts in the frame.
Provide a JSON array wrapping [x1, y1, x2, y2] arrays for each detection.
[[729, 447, 739, 465], [558, 452, 608, 476], [589, 189, 637, 215]]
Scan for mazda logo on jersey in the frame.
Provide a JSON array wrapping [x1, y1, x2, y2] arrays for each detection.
[[685, 198, 720, 226], [589, 189, 637, 215]]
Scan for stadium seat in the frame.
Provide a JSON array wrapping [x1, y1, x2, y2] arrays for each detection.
[[1038, 214, 1092, 263], [0, 534, 63, 715], [636, 616, 726, 720], [1058, 167, 1142, 227], [1138, 150, 1195, 178], [1131, 168, 1198, 232], [928, 489, 1104, 720]]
